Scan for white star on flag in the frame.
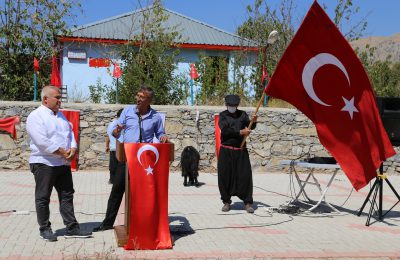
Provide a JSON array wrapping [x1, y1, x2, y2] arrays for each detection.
[[341, 96, 359, 120], [145, 166, 154, 175]]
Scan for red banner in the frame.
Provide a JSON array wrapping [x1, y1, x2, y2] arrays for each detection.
[[124, 143, 172, 250], [215, 114, 221, 159], [89, 58, 111, 68], [113, 62, 121, 78], [34, 57, 39, 72], [60, 110, 80, 172], [265, 2, 395, 190], [50, 54, 61, 87], [0, 116, 20, 140], [190, 63, 199, 79]]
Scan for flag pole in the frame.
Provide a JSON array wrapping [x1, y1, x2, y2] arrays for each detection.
[[190, 79, 194, 105], [240, 30, 278, 148], [33, 72, 37, 101], [116, 78, 119, 104]]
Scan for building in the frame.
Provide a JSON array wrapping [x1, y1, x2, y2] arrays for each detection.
[[58, 5, 258, 102]]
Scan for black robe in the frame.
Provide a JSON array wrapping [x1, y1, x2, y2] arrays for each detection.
[[217, 109, 256, 204]]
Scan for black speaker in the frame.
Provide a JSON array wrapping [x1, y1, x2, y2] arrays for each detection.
[[376, 97, 400, 146]]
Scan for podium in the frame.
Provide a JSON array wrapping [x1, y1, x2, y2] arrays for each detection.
[[114, 142, 174, 250]]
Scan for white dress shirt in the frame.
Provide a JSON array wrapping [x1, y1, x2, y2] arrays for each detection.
[[26, 105, 77, 166]]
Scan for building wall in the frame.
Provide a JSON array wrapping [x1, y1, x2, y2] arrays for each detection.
[[1, 101, 400, 175], [61, 41, 256, 103]]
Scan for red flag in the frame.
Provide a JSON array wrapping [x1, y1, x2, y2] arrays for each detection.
[[265, 2, 395, 190], [113, 62, 121, 78], [51, 54, 61, 87], [0, 116, 20, 140], [60, 110, 80, 172], [261, 65, 269, 88], [33, 57, 39, 72], [190, 63, 199, 79], [124, 143, 172, 250]]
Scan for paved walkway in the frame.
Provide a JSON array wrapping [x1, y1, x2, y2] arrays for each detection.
[[0, 168, 400, 259]]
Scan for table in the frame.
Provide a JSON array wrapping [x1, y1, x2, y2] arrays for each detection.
[[280, 160, 341, 212]]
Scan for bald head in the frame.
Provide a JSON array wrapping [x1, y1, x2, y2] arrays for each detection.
[[41, 86, 61, 101], [41, 86, 62, 113]]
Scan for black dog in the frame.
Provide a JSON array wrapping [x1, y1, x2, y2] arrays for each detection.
[[180, 146, 200, 187]]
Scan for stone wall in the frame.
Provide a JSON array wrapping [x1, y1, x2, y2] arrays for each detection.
[[1, 101, 399, 173]]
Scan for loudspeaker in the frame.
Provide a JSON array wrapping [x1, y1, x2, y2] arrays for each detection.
[[376, 97, 400, 146]]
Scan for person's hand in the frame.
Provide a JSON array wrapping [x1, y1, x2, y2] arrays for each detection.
[[66, 147, 77, 161], [105, 146, 110, 153], [54, 147, 69, 157], [160, 135, 169, 143], [240, 127, 251, 136], [251, 114, 258, 123], [113, 124, 125, 137]]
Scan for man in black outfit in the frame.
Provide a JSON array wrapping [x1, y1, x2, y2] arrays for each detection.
[[218, 94, 257, 213]]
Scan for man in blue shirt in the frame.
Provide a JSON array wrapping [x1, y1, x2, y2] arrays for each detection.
[[93, 86, 168, 232], [105, 109, 123, 184]]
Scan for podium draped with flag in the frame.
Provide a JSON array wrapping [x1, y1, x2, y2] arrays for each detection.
[[123, 143, 172, 250]]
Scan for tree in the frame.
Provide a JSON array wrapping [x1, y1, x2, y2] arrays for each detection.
[[0, 0, 81, 101], [195, 54, 230, 105], [117, 0, 184, 105]]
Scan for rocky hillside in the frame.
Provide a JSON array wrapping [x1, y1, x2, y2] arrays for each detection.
[[350, 33, 400, 63]]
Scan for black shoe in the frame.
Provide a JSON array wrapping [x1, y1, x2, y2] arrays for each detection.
[[92, 224, 114, 232], [245, 203, 255, 213], [40, 229, 57, 242], [65, 228, 92, 238], [221, 203, 231, 212]]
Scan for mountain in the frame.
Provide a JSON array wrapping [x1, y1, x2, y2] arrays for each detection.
[[350, 33, 400, 63]]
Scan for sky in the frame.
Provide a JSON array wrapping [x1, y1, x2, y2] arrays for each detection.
[[71, 0, 399, 37]]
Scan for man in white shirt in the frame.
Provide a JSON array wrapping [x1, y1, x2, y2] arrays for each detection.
[[26, 85, 92, 242]]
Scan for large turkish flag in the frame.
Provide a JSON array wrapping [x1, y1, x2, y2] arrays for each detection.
[[124, 143, 172, 250], [265, 2, 395, 190]]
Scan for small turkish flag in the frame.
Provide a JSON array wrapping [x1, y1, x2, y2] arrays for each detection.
[[190, 63, 199, 79], [33, 57, 39, 72], [265, 1, 395, 190], [124, 143, 172, 250], [113, 62, 121, 78]]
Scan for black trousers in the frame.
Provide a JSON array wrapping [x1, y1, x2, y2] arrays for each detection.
[[217, 147, 253, 205], [109, 151, 118, 183], [102, 162, 126, 226], [30, 163, 79, 232]]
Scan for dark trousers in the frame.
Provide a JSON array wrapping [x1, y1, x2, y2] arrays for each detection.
[[217, 147, 253, 205], [30, 163, 79, 232], [102, 162, 126, 226], [109, 151, 118, 183]]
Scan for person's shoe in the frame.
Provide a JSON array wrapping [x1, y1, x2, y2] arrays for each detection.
[[221, 203, 231, 212], [40, 229, 57, 242], [245, 203, 255, 213], [65, 228, 92, 238], [92, 224, 114, 232]]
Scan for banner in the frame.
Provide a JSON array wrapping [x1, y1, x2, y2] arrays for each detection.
[[0, 116, 20, 140], [265, 1, 395, 190], [60, 109, 80, 171], [124, 143, 172, 250], [51, 54, 61, 87], [215, 114, 221, 158]]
